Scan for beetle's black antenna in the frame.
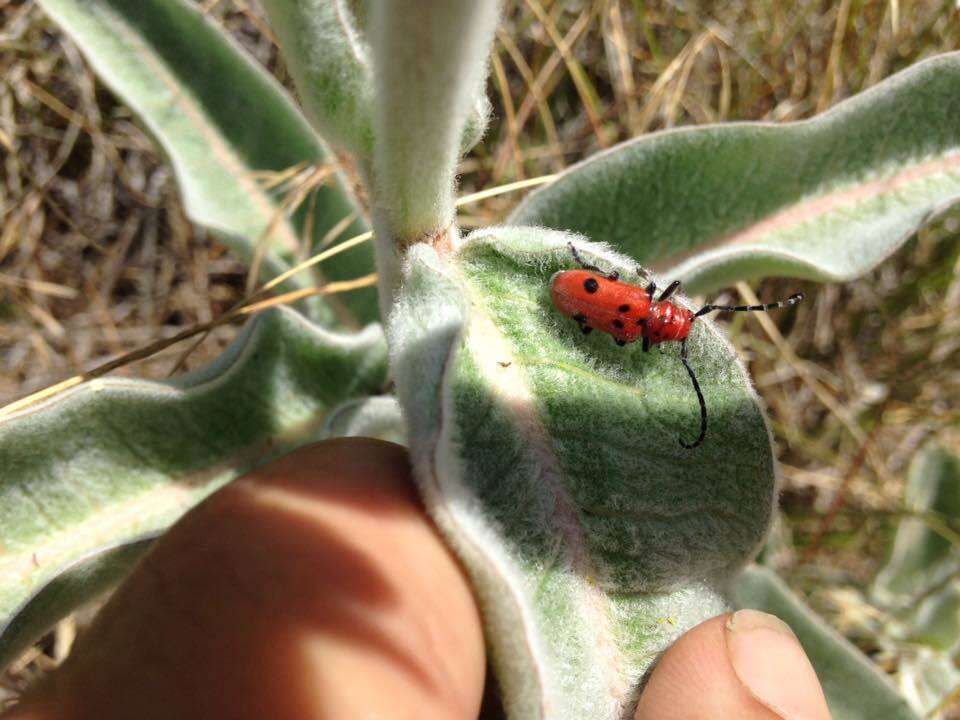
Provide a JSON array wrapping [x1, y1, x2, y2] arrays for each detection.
[[678, 340, 707, 449], [676, 292, 803, 447], [658, 280, 682, 302], [567, 243, 619, 281], [694, 293, 804, 318]]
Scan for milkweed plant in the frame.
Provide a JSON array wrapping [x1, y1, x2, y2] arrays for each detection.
[[2, 2, 959, 719]]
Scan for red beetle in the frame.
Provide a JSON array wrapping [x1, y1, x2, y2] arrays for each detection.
[[551, 243, 803, 448]]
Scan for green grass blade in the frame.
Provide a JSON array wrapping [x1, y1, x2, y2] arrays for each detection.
[[510, 52, 960, 294], [389, 227, 773, 717], [0, 308, 388, 670], [37, 0, 378, 325]]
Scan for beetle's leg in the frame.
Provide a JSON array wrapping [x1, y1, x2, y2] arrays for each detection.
[[568, 243, 619, 280], [572, 313, 593, 335], [658, 280, 682, 302]]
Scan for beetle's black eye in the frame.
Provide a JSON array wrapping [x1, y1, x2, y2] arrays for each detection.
[[583, 277, 600, 294]]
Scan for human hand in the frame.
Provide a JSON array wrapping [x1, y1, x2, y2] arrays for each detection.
[[2, 438, 830, 719]]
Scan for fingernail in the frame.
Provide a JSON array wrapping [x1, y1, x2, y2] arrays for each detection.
[[725, 609, 832, 720]]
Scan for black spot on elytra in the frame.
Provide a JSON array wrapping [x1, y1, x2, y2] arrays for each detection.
[[612, 319, 624, 329], [572, 313, 587, 324], [618, 304, 630, 313], [583, 277, 599, 294]]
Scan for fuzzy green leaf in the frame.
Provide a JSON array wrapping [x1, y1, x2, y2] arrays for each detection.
[[873, 443, 960, 609], [870, 443, 960, 716], [0, 537, 155, 675], [258, 0, 375, 162], [510, 53, 960, 295], [389, 227, 774, 718], [260, 0, 490, 171], [37, 0, 378, 326], [732, 565, 920, 720], [321, 395, 406, 445], [0, 308, 388, 670]]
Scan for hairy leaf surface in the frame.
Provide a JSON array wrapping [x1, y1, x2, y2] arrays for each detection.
[[369, 0, 500, 303], [897, 647, 960, 717], [260, 0, 490, 169], [510, 53, 960, 294], [0, 308, 388, 670], [259, 0, 375, 162], [389, 226, 775, 718], [321, 396, 406, 445], [38, 0, 378, 325]]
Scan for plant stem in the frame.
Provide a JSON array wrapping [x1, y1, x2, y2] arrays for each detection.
[[369, 0, 500, 313]]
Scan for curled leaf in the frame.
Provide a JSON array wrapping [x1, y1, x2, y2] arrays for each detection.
[[510, 53, 960, 294], [38, 0, 378, 325], [389, 226, 774, 717], [0, 308, 388, 670], [322, 395, 406, 445]]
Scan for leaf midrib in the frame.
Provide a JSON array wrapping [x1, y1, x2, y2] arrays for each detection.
[[655, 149, 960, 272]]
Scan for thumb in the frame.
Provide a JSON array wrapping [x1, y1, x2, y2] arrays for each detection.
[[634, 609, 831, 720]]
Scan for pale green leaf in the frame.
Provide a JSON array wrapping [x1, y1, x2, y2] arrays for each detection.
[[258, 0, 374, 162], [0, 308, 388, 670], [870, 443, 960, 716], [0, 537, 154, 675], [873, 443, 960, 609], [37, 0, 379, 326], [260, 0, 493, 170], [510, 52, 960, 295], [322, 395, 406, 445], [732, 565, 920, 720], [389, 227, 773, 718]]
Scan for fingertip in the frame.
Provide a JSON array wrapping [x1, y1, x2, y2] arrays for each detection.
[[634, 615, 744, 720], [725, 609, 831, 720], [10, 440, 485, 720], [231, 437, 417, 505], [634, 611, 830, 720]]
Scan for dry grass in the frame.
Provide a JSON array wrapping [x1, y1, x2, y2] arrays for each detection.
[[2, 0, 959, 712]]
